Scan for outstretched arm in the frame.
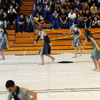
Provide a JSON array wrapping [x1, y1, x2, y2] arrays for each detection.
[[75, 29, 82, 40], [26, 89, 37, 100], [69, 26, 73, 36], [4, 34, 9, 48], [82, 38, 87, 49], [90, 37, 100, 50]]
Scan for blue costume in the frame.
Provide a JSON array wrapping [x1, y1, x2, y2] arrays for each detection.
[[84, 29, 100, 60], [72, 26, 81, 47], [0, 29, 7, 50], [36, 31, 51, 55]]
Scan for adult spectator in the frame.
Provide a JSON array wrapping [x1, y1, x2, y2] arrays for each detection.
[[60, 8, 69, 29], [33, 5, 42, 17], [7, 8, 17, 25], [3, 12, 8, 29], [84, 9, 92, 28], [34, 13, 44, 25], [68, 9, 76, 28], [44, 4, 51, 23], [8, 5, 17, 14], [90, 3, 97, 15], [51, 10, 59, 29], [92, 17, 100, 28], [17, 13, 26, 33], [26, 13, 35, 32], [72, 0, 83, 10]]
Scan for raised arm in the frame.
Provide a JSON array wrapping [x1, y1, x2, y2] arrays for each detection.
[[26, 89, 37, 100]]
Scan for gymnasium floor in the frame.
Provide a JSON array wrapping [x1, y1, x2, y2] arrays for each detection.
[[0, 53, 100, 100]]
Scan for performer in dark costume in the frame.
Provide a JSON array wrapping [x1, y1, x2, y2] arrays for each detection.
[[35, 26, 55, 65], [0, 23, 8, 60], [83, 28, 100, 72], [6, 80, 37, 100], [69, 22, 82, 58]]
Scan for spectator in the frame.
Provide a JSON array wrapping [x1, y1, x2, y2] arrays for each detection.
[[68, 9, 76, 28], [33, 5, 42, 17], [26, 13, 35, 32], [3, 12, 8, 28], [92, 17, 100, 28], [51, 10, 59, 29], [44, 4, 51, 23], [34, 13, 44, 25], [60, 8, 69, 29], [7, 8, 17, 25], [8, 5, 17, 14], [17, 13, 25, 33], [84, 9, 92, 28], [72, 0, 83, 10], [90, 3, 97, 15]]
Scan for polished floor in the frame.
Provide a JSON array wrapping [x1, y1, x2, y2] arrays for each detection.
[[0, 53, 100, 100]]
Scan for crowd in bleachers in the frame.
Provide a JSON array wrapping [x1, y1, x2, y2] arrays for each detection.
[[0, 0, 100, 33], [34, 0, 100, 29]]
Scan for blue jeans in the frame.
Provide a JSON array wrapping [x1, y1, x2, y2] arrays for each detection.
[[60, 21, 69, 29], [52, 20, 59, 29]]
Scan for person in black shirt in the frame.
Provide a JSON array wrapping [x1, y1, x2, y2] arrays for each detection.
[[7, 8, 17, 25], [85, 9, 92, 28], [60, 8, 68, 29], [18, 13, 25, 33], [3, 12, 8, 29]]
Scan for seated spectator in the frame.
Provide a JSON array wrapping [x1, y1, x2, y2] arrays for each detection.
[[84, 9, 92, 28], [78, 10, 85, 28], [97, 0, 100, 7], [15, 0, 22, 6], [72, 0, 83, 10], [60, 8, 69, 29], [92, 17, 100, 28], [43, 4, 51, 23], [7, 8, 17, 25], [63, 0, 71, 7], [11, 0, 20, 13], [55, 3, 62, 15], [3, 12, 8, 29], [51, 10, 59, 29], [8, 5, 17, 14], [90, 3, 97, 15], [68, 9, 76, 28], [83, 2, 89, 10], [33, 5, 43, 17], [34, 13, 44, 25], [26, 13, 35, 32], [17, 13, 26, 33], [2, 5, 8, 12]]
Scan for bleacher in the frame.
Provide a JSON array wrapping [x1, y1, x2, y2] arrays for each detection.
[[3, 28, 100, 55], [1, 0, 100, 55]]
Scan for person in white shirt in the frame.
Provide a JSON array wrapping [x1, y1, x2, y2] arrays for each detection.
[[68, 9, 76, 28]]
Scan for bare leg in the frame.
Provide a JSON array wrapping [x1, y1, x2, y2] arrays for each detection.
[[92, 58, 98, 71], [77, 46, 82, 56], [40, 55, 44, 65], [73, 47, 77, 58], [96, 60, 100, 71], [0, 50, 5, 60], [46, 54, 55, 63]]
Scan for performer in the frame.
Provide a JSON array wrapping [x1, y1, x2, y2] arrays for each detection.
[[69, 21, 82, 58], [35, 26, 55, 65], [0, 23, 8, 60], [6, 80, 37, 100], [83, 28, 100, 72]]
